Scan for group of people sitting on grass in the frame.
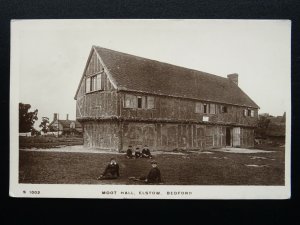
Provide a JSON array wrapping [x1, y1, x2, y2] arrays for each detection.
[[97, 145, 161, 184], [126, 145, 153, 159]]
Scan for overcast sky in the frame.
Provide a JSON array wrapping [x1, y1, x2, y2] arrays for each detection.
[[13, 19, 290, 128]]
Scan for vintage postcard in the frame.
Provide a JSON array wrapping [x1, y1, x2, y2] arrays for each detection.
[[10, 19, 291, 199]]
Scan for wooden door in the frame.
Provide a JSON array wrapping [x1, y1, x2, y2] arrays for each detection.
[[196, 125, 205, 150], [232, 127, 241, 147], [226, 127, 231, 146]]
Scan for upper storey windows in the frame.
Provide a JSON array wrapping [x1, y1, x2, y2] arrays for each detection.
[[195, 101, 255, 117], [124, 94, 155, 109], [195, 102, 222, 114]]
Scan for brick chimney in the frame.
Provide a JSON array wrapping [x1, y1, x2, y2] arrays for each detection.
[[53, 113, 58, 121], [227, 73, 239, 85], [66, 114, 69, 121]]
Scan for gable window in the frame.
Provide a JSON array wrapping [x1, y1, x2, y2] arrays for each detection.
[[250, 110, 255, 117], [96, 75, 102, 90], [210, 104, 216, 114], [86, 77, 90, 93], [147, 96, 155, 109], [85, 74, 102, 93], [91, 76, 97, 91], [195, 102, 202, 113], [203, 104, 208, 114]]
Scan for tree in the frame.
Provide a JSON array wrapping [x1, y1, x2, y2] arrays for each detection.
[[255, 114, 271, 138], [19, 103, 38, 132], [31, 127, 41, 136], [258, 115, 271, 129], [39, 117, 50, 133]]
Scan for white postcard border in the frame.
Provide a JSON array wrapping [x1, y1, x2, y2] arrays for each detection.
[[9, 19, 291, 199]]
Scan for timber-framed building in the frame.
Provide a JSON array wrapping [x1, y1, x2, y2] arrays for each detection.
[[74, 46, 259, 151]]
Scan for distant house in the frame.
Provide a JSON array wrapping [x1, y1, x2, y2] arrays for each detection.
[[74, 46, 259, 151], [49, 113, 82, 135]]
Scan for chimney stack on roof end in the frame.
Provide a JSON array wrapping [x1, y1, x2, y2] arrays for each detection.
[[53, 113, 58, 121], [66, 114, 69, 121], [227, 73, 239, 85]]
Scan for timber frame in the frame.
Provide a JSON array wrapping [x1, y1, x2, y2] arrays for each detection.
[[75, 46, 259, 151]]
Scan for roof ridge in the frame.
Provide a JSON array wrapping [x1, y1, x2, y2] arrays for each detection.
[[94, 46, 229, 81]]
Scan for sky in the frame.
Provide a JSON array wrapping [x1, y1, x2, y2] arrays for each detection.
[[12, 19, 291, 128]]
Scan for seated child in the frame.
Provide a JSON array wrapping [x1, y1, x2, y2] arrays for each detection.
[[135, 147, 142, 158], [142, 145, 153, 159], [126, 145, 134, 159], [97, 158, 120, 180]]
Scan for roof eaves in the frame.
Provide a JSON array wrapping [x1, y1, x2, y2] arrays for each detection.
[[74, 47, 95, 100]]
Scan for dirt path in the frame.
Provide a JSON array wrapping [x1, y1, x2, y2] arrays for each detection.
[[211, 147, 275, 154], [20, 145, 275, 154]]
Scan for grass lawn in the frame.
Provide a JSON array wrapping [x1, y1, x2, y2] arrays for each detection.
[[19, 136, 83, 148], [19, 146, 285, 185]]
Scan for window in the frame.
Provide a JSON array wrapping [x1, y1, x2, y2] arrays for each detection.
[[97, 74, 101, 90], [85, 74, 102, 93], [247, 109, 251, 117], [243, 109, 255, 117], [86, 77, 90, 93], [221, 105, 228, 113], [147, 96, 155, 109], [138, 96, 146, 109], [195, 102, 203, 113], [91, 76, 97, 91], [124, 94, 137, 108], [124, 94, 153, 109], [137, 96, 143, 108], [210, 104, 216, 114], [203, 104, 208, 114]]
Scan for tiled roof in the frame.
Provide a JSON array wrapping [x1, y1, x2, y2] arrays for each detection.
[[49, 120, 82, 128], [59, 120, 82, 128], [91, 46, 258, 108]]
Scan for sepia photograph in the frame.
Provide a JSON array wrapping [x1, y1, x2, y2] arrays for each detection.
[[10, 19, 291, 199]]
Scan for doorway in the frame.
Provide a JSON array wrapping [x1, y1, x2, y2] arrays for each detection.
[[226, 127, 231, 146], [232, 127, 241, 147]]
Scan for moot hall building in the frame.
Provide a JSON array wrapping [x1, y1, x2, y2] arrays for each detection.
[[74, 46, 259, 152]]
